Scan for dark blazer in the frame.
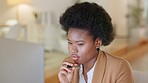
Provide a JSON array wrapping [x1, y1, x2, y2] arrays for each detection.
[[64, 50, 134, 83]]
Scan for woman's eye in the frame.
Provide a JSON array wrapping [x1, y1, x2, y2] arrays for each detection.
[[78, 43, 84, 46], [68, 42, 72, 44]]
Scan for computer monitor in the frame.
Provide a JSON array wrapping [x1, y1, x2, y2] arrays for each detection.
[[0, 38, 44, 83]]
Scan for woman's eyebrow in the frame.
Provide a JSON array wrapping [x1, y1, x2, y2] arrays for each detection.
[[67, 39, 71, 41], [67, 38, 85, 42], [76, 40, 85, 42]]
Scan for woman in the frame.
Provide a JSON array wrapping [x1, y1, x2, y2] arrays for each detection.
[[58, 2, 134, 83]]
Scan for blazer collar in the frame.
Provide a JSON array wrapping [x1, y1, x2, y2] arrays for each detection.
[[92, 50, 107, 83]]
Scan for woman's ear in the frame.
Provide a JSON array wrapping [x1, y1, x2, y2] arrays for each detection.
[[95, 38, 102, 51], [95, 38, 102, 48]]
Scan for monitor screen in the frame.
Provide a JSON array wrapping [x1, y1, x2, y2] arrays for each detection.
[[0, 38, 44, 83]]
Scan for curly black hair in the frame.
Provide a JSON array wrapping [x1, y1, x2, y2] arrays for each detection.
[[59, 2, 115, 46]]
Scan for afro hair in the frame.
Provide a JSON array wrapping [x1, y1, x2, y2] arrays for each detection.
[[59, 2, 115, 46]]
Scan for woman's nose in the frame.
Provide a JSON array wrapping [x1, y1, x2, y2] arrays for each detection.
[[71, 45, 78, 53]]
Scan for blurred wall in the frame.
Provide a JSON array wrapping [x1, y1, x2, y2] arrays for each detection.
[[0, 0, 130, 52]]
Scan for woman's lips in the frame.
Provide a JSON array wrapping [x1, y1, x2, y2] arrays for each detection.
[[72, 55, 80, 61]]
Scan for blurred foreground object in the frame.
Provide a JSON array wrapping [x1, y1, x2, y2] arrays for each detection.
[[0, 38, 44, 83]]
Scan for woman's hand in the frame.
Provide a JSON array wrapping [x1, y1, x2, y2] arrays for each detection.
[[58, 62, 75, 83]]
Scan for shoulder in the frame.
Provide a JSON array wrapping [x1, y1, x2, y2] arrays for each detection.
[[103, 51, 134, 82], [103, 51, 132, 73], [104, 51, 129, 65]]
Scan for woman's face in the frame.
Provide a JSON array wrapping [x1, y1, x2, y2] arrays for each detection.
[[68, 28, 99, 64]]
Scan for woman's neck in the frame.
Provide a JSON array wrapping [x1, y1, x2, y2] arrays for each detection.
[[83, 52, 99, 73], [82, 52, 99, 83]]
